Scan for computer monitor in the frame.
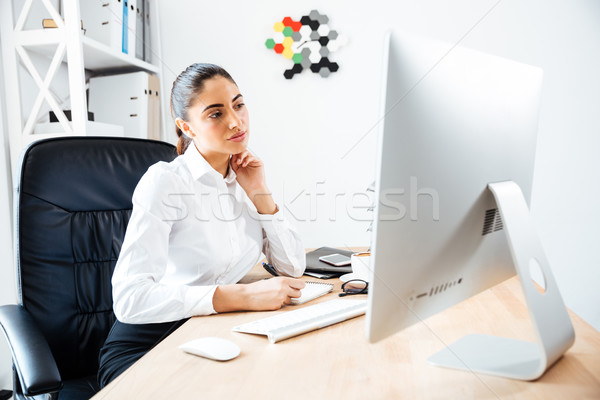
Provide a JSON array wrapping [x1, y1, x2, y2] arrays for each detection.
[[366, 32, 574, 380]]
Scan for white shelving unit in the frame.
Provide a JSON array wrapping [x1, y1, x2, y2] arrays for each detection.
[[0, 0, 166, 171]]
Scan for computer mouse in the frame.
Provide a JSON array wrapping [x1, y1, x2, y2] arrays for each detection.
[[179, 337, 241, 361]]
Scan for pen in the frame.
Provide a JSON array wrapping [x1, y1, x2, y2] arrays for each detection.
[[262, 262, 279, 277]]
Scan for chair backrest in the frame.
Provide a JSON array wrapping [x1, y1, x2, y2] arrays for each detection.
[[16, 137, 177, 380]]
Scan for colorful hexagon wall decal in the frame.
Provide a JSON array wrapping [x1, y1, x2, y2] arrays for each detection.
[[265, 10, 347, 79]]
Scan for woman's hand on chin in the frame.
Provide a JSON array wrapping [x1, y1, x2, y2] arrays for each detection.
[[230, 151, 278, 214], [230, 150, 266, 193]]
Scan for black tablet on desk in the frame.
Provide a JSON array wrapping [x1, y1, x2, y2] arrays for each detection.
[[305, 247, 354, 274]]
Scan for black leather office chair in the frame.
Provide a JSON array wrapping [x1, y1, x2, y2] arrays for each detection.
[[0, 137, 177, 399]]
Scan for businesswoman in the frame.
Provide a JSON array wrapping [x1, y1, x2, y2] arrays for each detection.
[[98, 63, 306, 388]]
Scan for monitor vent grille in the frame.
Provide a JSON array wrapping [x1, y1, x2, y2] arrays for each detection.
[[422, 278, 463, 299], [482, 208, 503, 235]]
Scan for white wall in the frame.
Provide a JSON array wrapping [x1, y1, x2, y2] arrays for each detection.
[[157, 0, 600, 330]]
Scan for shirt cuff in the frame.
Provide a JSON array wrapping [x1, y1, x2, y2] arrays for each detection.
[[185, 285, 218, 316], [258, 205, 286, 235]]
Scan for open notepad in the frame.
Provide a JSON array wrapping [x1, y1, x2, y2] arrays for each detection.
[[291, 281, 334, 305]]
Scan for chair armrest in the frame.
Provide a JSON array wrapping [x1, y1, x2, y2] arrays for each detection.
[[0, 305, 62, 396]]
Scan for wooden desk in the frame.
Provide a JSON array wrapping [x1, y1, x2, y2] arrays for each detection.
[[93, 265, 600, 399]]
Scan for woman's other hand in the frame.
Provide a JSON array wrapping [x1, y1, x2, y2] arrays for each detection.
[[243, 277, 306, 310], [213, 277, 306, 312]]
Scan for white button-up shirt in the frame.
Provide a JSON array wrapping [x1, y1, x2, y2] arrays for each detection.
[[112, 145, 306, 324]]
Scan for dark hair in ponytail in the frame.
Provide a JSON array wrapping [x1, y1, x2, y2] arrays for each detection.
[[170, 63, 237, 155], [174, 125, 190, 156]]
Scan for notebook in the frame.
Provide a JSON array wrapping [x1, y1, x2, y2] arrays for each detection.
[[291, 281, 334, 305]]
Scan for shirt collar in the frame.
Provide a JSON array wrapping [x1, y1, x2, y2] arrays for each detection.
[[223, 163, 237, 184], [183, 144, 237, 183]]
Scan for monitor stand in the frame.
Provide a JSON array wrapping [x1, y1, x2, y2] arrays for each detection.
[[427, 181, 575, 380]]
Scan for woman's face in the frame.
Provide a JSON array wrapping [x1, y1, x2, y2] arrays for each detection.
[[183, 76, 249, 156]]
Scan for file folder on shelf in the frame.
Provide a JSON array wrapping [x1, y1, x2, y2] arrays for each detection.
[[80, 0, 125, 55], [126, 0, 137, 56], [135, 0, 144, 60], [81, 0, 149, 60], [143, 0, 152, 62], [89, 72, 161, 140], [122, 0, 128, 53], [147, 73, 161, 140]]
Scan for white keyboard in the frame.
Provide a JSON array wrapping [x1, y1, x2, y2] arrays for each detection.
[[232, 299, 367, 343]]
